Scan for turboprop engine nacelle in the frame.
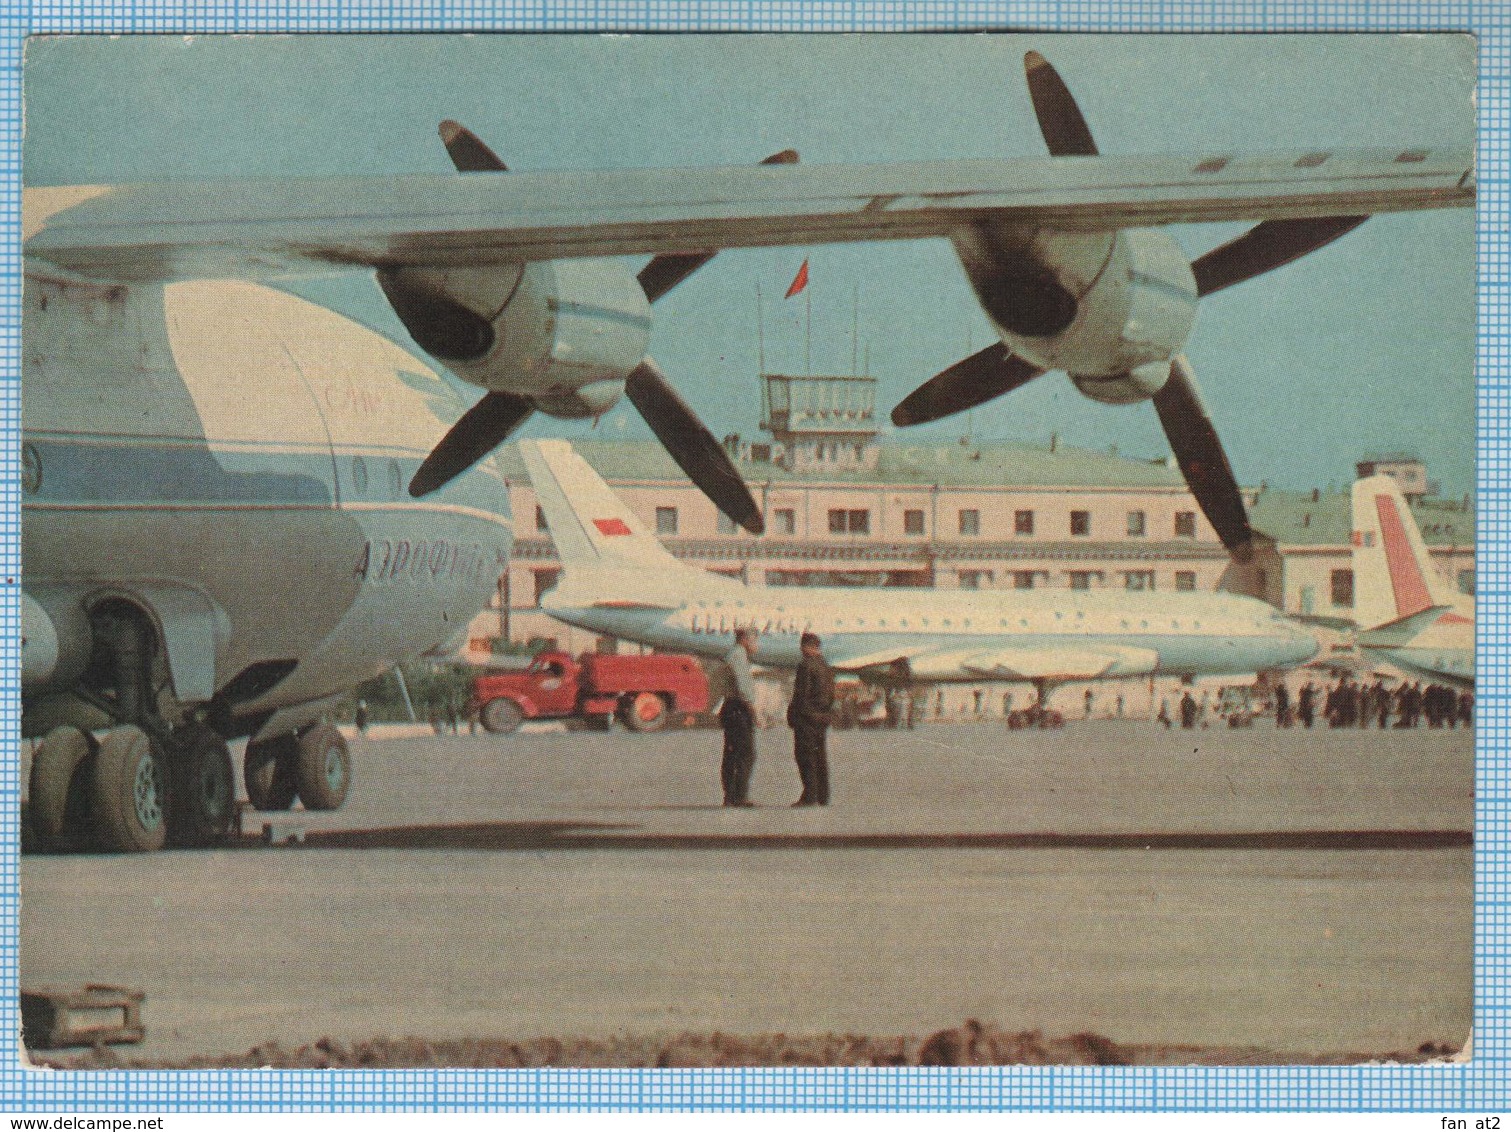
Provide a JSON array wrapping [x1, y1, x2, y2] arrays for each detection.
[[955, 226, 1200, 403], [379, 258, 652, 419]]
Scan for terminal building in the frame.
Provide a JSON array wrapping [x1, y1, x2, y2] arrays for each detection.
[[469, 375, 1473, 712]]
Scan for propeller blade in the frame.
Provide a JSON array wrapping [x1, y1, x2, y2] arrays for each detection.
[[438, 119, 508, 172], [410, 391, 534, 497], [1192, 216, 1368, 298], [1023, 51, 1098, 157], [637, 149, 800, 303], [1152, 355, 1254, 560], [625, 359, 764, 534], [891, 345, 1046, 427]]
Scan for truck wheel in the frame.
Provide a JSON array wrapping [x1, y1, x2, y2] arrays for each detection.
[[623, 692, 667, 733], [244, 735, 299, 812], [29, 725, 96, 848], [481, 697, 525, 735], [167, 722, 236, 847], [91, 725, 167, 853], [295, 722, 351, 811]]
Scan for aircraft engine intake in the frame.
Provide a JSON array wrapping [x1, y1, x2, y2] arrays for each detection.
[[378, 258, 651, 415]]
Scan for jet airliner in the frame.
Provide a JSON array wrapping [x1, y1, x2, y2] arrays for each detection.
[[522, 440, 1320, 688]]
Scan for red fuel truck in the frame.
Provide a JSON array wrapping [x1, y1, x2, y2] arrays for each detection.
[[469, 650, 711, 734]]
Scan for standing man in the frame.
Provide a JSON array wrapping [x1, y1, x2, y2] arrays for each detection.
[[1179, 691, 1198, 730], [1298, 681, 1316, 729], [788, 632, 836, 806], [720, 628, 760, 807]]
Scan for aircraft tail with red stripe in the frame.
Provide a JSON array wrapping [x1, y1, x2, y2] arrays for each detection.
[[1350, 473, 1456, 631], [519, 439, 689, 573]]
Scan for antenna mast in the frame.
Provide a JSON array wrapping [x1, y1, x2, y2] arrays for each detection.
[[756, 281, 765, 374], [852, 283, 859, 375]]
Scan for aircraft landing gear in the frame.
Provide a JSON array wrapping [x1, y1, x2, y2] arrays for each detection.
[[166, 722, 235, 847], [29, 603, 240, 852], [91, 725, 168, 853], [294, 722, 351, 811], [28, 725, 96, 848], [29, 722, 172, 853], [27, 603, 354, 852], [244, 734, 299, 812], [243, 723, 350, 813]]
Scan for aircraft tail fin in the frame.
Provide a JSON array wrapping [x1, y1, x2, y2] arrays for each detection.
[[518, 439, 688, 574], [1350, 473, 1456, 630]]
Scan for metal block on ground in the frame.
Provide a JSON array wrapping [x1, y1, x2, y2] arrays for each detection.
[[262, 819, 308, 845], [22, 984, 145, 1049]]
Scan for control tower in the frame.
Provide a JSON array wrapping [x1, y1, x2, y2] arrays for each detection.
[[759, 373, 879, 473]]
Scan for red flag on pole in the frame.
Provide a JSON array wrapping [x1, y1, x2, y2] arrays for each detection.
[[784, 259, 809, 299]]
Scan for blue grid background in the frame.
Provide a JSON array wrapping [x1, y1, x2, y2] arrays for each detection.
[[0, 0, 1505, 1114]]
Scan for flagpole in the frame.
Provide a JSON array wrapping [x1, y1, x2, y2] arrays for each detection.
[[852, 283, 859, 376], [756, 281, 765, 375], [805, 279, 812, 376]]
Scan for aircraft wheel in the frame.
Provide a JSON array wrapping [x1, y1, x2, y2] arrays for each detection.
[[244, 735, 299, 812], [91, 725, 167, 853], [481, 697, 525, 735], [295, 722, 350, 811], [29, 725, 96, 849], [623, 692, 667, 733], [167, 722, 236, 847]]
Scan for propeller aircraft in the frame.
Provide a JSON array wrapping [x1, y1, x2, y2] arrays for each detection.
[[21, 52, 1471, 852]]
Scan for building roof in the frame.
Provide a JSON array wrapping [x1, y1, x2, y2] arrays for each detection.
[[1246, 489, 1473, 547], [497, 438, 1190, 490], [495, 439, 1473, 546]]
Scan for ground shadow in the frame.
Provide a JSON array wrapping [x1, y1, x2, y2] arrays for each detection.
[[288, 822, 1472, 853]]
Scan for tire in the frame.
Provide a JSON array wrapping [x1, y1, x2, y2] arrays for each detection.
[[623, 692, 667, 733], [29, 725, 96, 848], [167, 722, 236, 847], [244, 735, 299, 812], [481, 697, 525, 735], [91, 725, 167, 853], [295, 722, 351, 811]]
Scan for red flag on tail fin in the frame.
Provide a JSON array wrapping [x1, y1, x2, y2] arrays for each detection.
[[785, 259, 809, 299]]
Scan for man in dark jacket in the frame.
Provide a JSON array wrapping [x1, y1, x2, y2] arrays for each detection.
[[788, 632, 836, 806]]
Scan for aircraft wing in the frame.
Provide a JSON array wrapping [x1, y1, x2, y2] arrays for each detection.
[[834, 642, 1159, 681], [24, 146, 1472, 283]]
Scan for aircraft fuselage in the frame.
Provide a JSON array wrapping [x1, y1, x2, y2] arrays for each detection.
[[22, 271, 514, 738], [543, 571, 1319, 680]]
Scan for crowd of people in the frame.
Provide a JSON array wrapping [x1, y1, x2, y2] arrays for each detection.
[[1274, 678, 1471, 730]]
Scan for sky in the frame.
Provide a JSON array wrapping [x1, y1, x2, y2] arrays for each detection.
[[22, 33, 1477, 497]]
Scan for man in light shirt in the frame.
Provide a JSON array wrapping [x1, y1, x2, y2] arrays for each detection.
[[720, 628, 760, 807]]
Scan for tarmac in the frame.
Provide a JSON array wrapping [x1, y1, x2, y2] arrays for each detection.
[[19, 719, 1473, 1063]]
